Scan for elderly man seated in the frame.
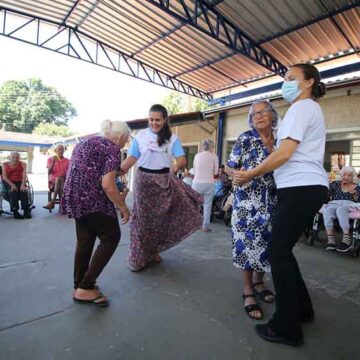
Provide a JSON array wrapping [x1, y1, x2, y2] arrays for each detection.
[[323, 166, 360, 252], [43, 144, 70, 210], [1, 152, 31, 219]]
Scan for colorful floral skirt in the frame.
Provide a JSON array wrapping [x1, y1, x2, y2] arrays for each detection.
[[128, 170, 203, 271]]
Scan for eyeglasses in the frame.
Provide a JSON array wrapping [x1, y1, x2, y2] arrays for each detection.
[[250, 109, 272, 118]]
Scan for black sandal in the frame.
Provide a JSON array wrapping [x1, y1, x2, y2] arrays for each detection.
[[253, 281, 275, 303], [242, 293, 263, 320]]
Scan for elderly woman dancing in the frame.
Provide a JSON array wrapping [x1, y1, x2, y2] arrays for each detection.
[[61, 120, 130, 306], [121, 104, 203, 272], [227, 100, 278, 320]]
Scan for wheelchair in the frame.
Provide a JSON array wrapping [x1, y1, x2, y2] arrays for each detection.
[[306, 210, 360, 258], [0, 179, 35, 215]]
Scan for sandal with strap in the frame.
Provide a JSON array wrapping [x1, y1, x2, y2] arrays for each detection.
[[242, 293, 263, 320], [252, 281, 275, 303], [73, 295, 109, 307]]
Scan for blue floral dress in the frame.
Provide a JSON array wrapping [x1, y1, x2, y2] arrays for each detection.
[[227, 129, 277, 272]]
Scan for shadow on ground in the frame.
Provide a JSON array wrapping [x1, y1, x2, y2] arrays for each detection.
[[0, 193, 359, 360]]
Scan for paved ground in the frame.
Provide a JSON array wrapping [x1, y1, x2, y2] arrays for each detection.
[[0, 192, 359, 360]]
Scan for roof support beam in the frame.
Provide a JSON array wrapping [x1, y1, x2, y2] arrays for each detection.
[[258, 1, 360, 44], [61, 0, 81, 26], [174, 1, 360, 84], [208, 62, 360, 106], [0, 7, 212, 100], [318, 0, 359, 56], [132, 0, 224, 57], [144, 0, 288, 77]]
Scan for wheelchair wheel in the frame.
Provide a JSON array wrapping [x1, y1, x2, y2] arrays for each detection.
[[308, 230, 319, 246], [25, 179, 35, 209]]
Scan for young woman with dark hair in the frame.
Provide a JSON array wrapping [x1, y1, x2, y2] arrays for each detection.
[[121, 104, 203, 272], [233, 64, 328, 346]]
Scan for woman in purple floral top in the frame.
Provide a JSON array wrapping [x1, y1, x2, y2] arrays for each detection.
[[61, 120, 130, 306]]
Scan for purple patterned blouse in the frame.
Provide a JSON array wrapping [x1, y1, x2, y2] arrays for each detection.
[[61, 136, 120, 219]]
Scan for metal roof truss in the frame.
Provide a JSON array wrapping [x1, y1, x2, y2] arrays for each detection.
[[145, 0, 288, 77], [0, 6, 212, 100]]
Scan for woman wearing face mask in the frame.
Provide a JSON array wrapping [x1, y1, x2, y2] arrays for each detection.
[[121, 104, 203, 272], [233, 64, 328, 346]]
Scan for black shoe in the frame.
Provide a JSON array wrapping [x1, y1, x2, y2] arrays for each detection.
[[13, 210, 24, 219], [255, 324, 303, 347], [23, 211, 32, 219], [325, 242, 336, 251], [0, 210, 4, 216], [336, 241, 351, 253], [301, 312, 315, 323]]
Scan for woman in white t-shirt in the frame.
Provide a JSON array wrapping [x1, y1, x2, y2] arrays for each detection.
[[192, 139, 219, 231], [121, 104, 203, 272], [233, 64, 328, 346]]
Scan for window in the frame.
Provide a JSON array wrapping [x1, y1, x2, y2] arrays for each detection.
[[225, 141, 236, 161], [183, 145, 198, 169]]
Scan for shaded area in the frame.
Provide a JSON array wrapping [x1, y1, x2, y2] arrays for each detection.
[[0, 193, 359, 359]]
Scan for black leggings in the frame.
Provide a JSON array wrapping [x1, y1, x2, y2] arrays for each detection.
[[3, 181, 29, 212], [269, 185, 327, 338]]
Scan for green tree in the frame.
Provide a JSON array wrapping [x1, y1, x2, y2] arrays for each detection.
[[162, 91, 209, 114], [163, 91, 184, 115], [33, 123, 73, 137], [0, 78, 77, 133], [190, 97, 209, 112]]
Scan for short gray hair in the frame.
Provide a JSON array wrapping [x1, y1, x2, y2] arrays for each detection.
[[247, 100, 279, 129], [340, 166, 356, 178], [100, 119, 130, 136], [201, 139, 214, 151]]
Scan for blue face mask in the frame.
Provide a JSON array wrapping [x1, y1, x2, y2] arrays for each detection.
[[281, 80, 302, 103]]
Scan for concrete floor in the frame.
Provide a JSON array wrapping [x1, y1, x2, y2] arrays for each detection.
[[0, 193, 359, 360]]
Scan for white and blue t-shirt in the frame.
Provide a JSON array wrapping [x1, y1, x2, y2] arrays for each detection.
[[128, 128, 185, 170]]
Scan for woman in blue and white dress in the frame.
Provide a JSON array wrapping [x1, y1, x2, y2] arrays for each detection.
[[227, 100, 278, 320]]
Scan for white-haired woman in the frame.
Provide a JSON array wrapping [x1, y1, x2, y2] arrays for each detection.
[[43, 143, 70, 210], [192, 139, 219, 232], [323, 166, 360, 252], [61, 120, 130, 306], [1, 151, 31, 219], [227, 100, 278, 320]]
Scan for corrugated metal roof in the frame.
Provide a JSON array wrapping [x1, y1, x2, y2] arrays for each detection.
[[0, 0, 359, 97]]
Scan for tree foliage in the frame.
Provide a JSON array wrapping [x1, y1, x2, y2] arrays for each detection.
[[0, 78, 77, 133], [163, 92, 184, 115], [162, 91, 209, 115], [33, 123, 73, 137]]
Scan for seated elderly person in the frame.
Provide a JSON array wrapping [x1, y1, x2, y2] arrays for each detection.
[[1, 152, 31, 219], [323, 166, 360, 252], [218, 164, 231, 188], [182, 168, 194, 187], [43, 144, 70, 210]]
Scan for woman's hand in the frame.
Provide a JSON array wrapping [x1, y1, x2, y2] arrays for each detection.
[[231, 168, 254, 186], [118, 204, 130, 224], [10, 183, 17, 192], [20, 184, 27, 192], [350, 187, 358, 200], [171, 164, 180, 174]]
